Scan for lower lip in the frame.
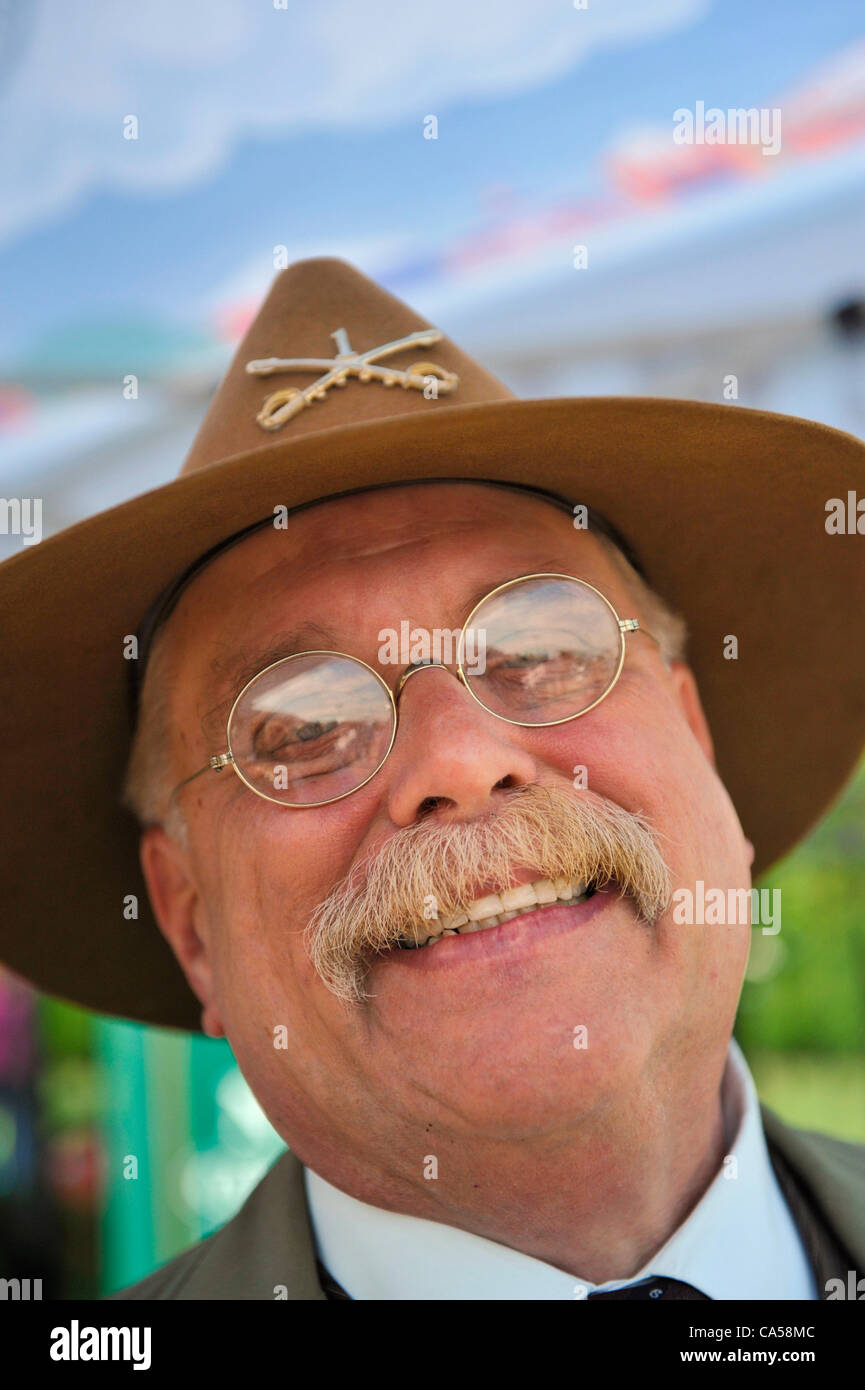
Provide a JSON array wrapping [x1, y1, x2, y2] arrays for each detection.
[[378, 888, 616, 973]]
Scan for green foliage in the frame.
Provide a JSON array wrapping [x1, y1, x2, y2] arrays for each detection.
[[736, 758, 865, 1054], [744, 1051, 865, 1144]]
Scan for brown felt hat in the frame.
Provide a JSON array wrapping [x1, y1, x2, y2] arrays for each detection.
[[1, 256, 864, 1032]]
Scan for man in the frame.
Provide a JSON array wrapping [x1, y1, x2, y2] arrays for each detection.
[[1, 258, 863, 1300]]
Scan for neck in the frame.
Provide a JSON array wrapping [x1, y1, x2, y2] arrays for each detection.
[[313, 1047, 731, 1285], [435, 1079, 727, 1282]]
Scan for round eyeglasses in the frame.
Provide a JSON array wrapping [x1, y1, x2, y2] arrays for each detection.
[[170, 573, 656, 809]]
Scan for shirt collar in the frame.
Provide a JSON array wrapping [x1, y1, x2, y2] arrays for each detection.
[[303, 1039, 816, 1300]]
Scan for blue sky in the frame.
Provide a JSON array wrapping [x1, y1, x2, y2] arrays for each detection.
[[2, 0, 865, 370]]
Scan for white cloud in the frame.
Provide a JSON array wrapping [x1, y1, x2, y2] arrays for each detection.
[[0, 0, 708, 248]]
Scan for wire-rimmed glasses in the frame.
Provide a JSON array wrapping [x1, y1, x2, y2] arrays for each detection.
[[170, 573, 654, 809]]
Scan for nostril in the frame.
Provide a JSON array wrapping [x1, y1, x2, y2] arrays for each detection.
[[420, 777, 513, 814]]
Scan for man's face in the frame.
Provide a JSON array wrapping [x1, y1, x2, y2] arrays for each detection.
[[142, 482, 752, 1199]]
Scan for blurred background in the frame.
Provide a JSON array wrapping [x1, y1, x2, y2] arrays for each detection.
[[1, 0, 864, 1298]]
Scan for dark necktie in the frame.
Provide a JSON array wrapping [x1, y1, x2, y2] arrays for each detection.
[[588, 1275, 709, 1300]]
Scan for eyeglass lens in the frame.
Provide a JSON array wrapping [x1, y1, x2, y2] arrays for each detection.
[[461, 576, 622, 724], [227, 652, 394, 805]]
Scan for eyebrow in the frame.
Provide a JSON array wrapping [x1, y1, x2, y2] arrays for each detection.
[[461, 559, 579, 616], [201, 621, 340, 744], [208, 621, 340, 688]]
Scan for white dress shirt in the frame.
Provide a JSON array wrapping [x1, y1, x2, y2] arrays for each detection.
[[303, 1039, 818, 1300]]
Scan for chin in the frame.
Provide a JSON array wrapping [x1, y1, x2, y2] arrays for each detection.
[[397, 1026, 649, 1140]]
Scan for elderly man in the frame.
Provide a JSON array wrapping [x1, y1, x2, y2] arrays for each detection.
[[1, 259, 863, 1301]]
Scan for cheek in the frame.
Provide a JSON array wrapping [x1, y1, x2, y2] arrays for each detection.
[[536, 681, 747, 877], [189, 795, 388, 1142], [529, 682, 753, 998], [587, 686, 752, 995], [190, 791, 373, 1016]]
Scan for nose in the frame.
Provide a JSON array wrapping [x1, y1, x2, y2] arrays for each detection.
[[384, 662, 538, 827]]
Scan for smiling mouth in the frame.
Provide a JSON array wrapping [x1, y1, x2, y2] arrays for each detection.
[[395, 876, 599, 950]]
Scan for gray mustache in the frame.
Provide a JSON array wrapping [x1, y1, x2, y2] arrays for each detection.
[[304, 782, 672, 1002]]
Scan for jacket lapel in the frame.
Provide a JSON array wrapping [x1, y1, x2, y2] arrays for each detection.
[[761, 1103, 865, 1299], [167, 1147, 328, 1300]]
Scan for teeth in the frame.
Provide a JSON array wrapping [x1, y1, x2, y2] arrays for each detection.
[[424, 927, 459, 949], [399, 876, 595, 949], [499, 883, 537, 911], [466, 893, 504, 922], [533, 878, 558, 905]]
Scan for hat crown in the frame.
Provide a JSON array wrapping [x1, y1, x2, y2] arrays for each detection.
[[181, 257, 514, 476]]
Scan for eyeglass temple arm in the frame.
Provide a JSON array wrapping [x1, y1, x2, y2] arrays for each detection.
[[170, 752, 234, 800], [621, 617, 661, 648]]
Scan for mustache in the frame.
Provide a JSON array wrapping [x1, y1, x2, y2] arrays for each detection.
[[304, 782, 672, 1003]]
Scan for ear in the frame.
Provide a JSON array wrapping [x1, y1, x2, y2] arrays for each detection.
[[139, 826, 226, 1039], [668, 661, 716, 769]]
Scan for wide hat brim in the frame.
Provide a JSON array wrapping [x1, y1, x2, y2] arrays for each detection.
[[2, 329, 864, 1032]]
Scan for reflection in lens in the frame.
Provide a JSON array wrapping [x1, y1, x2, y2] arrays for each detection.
[[463, 577, 623, 723], [228, 653, 395, 804]]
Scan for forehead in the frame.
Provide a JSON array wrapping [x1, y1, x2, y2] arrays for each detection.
[[162, 482, 631, 698], [193, 482, 619, 594]]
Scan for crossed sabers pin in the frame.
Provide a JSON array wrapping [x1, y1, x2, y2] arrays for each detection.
[[245, 327, 459, 431]]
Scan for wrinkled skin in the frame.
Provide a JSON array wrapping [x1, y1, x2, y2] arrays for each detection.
[[141, 482, 753, 1281]]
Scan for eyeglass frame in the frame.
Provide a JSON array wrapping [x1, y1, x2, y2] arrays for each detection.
[[169, 572, 657, 809]]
